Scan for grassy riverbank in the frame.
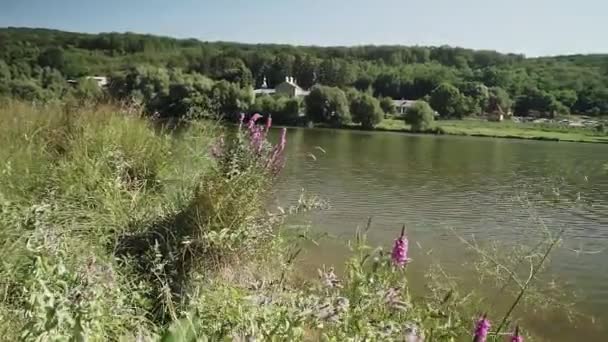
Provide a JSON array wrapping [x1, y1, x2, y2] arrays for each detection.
[[367, 118, 608, 143], [0, 102, 587, 341]]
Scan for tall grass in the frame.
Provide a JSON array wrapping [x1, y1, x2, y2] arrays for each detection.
[[0, 101, 216, 339]]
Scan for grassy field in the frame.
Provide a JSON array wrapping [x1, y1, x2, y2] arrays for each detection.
[[371, 118, 608, 143]]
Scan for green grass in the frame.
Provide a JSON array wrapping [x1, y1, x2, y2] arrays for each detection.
[[371, 118, 608, 143]]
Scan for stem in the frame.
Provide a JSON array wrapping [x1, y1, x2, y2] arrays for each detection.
[[495, 228, 564, 335]]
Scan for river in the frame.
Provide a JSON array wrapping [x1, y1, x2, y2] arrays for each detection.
[[273, 127, 608, 341]]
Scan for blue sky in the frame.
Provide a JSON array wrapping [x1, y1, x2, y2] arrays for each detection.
[[1, 0, 606, 56]]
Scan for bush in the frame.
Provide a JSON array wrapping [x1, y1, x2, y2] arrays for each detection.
[[252, 95, 301, 125], [350, 92, 384, 129], [405, 100, 435, 131], [305, 85, 351, 126], [429, 82, 467, 118], [380, 96, 396, 116]]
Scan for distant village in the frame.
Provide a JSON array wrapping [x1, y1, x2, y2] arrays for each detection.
[[253, 75, 421, 118], [72, 74, 602, 128]]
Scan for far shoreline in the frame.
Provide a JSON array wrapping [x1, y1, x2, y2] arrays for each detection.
[[289, 118, 608, 144]]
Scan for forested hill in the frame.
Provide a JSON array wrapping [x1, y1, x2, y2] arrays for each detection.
[[1, 27, 608, 116]]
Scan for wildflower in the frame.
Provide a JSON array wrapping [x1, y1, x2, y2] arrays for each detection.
[[391, 225, 409, 267], [244, 116, 261, 153], [511, 326, 523, 342], [267, 128, 287, 175], [473, 314, 491, 342], [248, 113, 262, 130]]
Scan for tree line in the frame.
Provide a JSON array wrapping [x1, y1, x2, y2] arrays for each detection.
[[1, 27, 608, 120]]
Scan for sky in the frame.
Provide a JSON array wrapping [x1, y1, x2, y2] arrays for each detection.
[[1, 0, 606, 57]]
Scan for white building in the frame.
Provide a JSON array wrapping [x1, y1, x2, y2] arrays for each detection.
[[254, 76, 309, 97], [392, 99, 416, 115], [68, 76, 109, 88], [86, 76, 108, 87]]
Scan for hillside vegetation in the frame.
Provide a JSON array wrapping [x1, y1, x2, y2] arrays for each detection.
[[2, 27, 608, 123]]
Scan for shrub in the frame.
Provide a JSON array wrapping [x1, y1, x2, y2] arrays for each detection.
[[429, 82, 467, 118], [305, 85, 351, 126], [350, 93, 384, 129], [405, 100, 435, 131], [380, 96, 396, 116]]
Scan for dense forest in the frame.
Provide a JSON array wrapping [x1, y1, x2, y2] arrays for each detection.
[[1, 27, 608, 124]]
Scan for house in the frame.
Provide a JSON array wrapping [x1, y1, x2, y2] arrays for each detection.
[[66, 76, 108, 88], [254, 76, 310, 97], [392, 99, 416, 116], [275, 76, 310, 97], [86, 76, 108, 87]]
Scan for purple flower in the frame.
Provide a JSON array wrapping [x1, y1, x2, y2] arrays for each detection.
[[248, 113, 262, 130], [473, 315, 491, 342], [511, 326, 523, 342], [391, 225, 409, 267]]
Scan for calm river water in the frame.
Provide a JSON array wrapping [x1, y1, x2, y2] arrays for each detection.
[[273, 128, 608, 341]]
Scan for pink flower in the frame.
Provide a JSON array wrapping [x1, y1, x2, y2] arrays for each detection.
[[248, 113, 262, 130], [473, 315, 491, 342], [267, 128, 287, 175], [511, 326, 523, 342], [391, 225, 409, 267]]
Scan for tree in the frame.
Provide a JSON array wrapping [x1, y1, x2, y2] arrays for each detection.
[[350, 93, 384, 129], [553, 89, 578, 110], [373, 72, 402, 99], [207, 56, 253, 87], [318, 59, 357, 87], [293, 55, 319, 89], [379, 96, 396, 116], [0, 59, 11, 81], [251, 95, 279, 116], [112, 66, 171, 112], [39, 67, 67, 95], [514, 87, 560, 117], [37, 47, 65, 72], [211, 80, 253, 120], [304, 85, 350, 126], [429, 83, 467, 118], [251, 95, 301, 125], [165, 72, 215, 118], [487, 86, 512, 114], [405, 101, 435, 131], [459, 82, 490, 115], [275, 96, 301, 124], [268, 54, 295, 87]]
